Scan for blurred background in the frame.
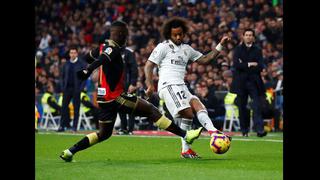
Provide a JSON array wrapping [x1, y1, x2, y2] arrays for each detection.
[[35, 0, 283, 133]]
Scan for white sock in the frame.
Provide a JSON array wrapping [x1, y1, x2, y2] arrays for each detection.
[[178, 118, 193, 152], [197, 110, 217, 134]]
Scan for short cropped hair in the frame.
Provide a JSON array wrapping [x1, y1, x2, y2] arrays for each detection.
[[243, 28, 255, 37], [111, 20, 128, 29], [161, 17, 188, 40], [69, 45, 78, 51], [111, 20, 128, 35]]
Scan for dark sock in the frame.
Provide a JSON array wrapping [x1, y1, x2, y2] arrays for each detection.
[[165, 123, 186, 138], [69, 137, 90, 154]]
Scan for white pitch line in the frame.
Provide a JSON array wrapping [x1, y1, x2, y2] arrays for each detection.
[[37, 132, 283, 143]]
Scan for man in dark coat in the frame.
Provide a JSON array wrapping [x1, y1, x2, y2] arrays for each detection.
[[58, 46, 86, 132], [231, 28, 267, 137]]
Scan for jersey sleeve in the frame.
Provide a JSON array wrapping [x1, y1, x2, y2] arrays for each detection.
[[85, 47, 99, 64], [101, 46, 120, 62], [188, 45, 203, 62], [87, 46, 119, 72], [148, 43, 166, 65]]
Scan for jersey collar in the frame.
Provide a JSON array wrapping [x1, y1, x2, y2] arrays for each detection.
[[106, 39, 121, 48], [70, 57, 78, 63], [168, 39, 182, 49]]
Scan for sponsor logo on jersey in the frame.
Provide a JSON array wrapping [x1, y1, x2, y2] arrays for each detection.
[[98, 88, 106, 96], [170, 58, 187, 66]]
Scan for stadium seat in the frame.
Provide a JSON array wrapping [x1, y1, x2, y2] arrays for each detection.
[[41, 104, 60, 131], [77, 109, 93, 131], [223, 104, 240, 132]]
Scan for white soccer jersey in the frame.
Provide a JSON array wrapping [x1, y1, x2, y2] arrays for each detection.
[[148, 40, 203, 91]]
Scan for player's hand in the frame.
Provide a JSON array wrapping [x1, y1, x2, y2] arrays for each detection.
[[77, 69, 91, 80], [248, 62, 258, 67], [220, 35, 231, 46], [145, 86, 155, 99], [127, 85, 137, 94]]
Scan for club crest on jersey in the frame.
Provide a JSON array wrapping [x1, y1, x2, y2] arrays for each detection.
[[151, 50, 157, 58], [104, 47, 113, 55]]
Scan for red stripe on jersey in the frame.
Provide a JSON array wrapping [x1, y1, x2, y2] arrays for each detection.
[[98, 43, 124, 101], [100, 71, 124, 101]]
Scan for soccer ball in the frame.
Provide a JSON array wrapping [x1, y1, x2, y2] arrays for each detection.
[[210, 134, 231, 154]]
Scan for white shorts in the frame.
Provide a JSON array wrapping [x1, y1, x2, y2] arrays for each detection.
[[158, 84, 199, 118]]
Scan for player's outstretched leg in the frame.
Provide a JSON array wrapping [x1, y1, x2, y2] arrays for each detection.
[[190, 98, 219, 135], [134, 97, 203, 144], [190, 98, 232, 141], [60, 120, 115, 162]]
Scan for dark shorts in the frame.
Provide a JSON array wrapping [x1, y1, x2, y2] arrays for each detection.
[[98, 93, 138, 122]]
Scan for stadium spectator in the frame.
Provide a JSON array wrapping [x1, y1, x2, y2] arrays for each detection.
[[35, 0, 283, 132], [80, 90, 100, 130], [41, 82, 61, 117], [273, 70, 283, 131], [117, 45, 138, 135], [38, 30, 52, 54]]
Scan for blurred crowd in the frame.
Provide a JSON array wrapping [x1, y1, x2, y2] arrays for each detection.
[[35, 0, 283, 122]]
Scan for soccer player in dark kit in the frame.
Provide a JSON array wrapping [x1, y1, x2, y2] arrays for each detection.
[[60, 20, 203, 162]]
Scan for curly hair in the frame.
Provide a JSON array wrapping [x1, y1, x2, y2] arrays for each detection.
[[161, 17, 188, 40]]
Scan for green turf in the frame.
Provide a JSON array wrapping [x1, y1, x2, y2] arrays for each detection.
[[36, 132, 283, 180]]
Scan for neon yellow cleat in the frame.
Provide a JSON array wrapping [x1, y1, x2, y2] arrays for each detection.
[[59, 149, 73, 162], [185, 127, 203, 144]]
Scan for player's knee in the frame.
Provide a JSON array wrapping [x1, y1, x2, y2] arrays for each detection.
[[196, 109, 208, 116], [190, 97, 205, 112], [179, 108, 194, 119], [97, 131, 112, 141]]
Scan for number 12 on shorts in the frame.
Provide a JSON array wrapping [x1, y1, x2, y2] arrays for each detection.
[[176, 91, 187, 100]]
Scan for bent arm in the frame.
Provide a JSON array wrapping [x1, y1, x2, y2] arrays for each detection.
[[232, 47, 248, 70], [85, 48, 99, 64], [196, 49, 221, 65], [86, 54, 107, 73], [196, 36, 230, 65]]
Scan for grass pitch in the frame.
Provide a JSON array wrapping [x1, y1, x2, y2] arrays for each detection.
[[36, 132, 283, 180]]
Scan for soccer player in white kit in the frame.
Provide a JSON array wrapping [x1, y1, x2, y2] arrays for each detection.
[[145, 17, 231, 158]]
